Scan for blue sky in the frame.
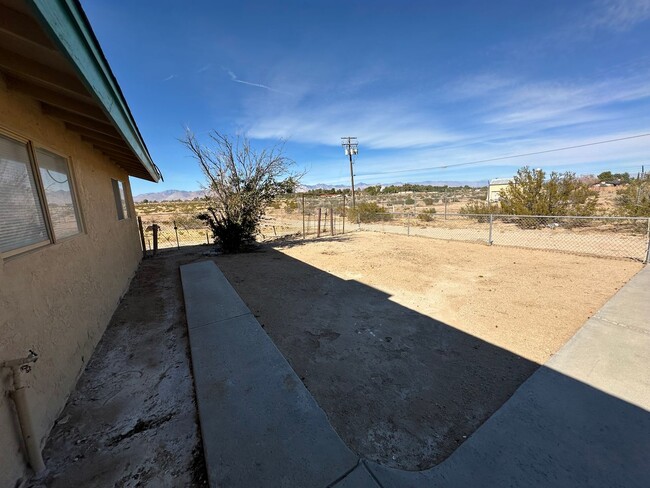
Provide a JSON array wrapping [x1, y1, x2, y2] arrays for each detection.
[[81, 0, 650, 195]]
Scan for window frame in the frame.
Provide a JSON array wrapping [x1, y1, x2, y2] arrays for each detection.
[[33, 144, 85, 242], [111, 178, 130, 221], [0, 127, 84, 259]]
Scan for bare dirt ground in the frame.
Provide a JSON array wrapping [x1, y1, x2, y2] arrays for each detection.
[[28, 250, 208, 488], [215, 232, 642, 470]]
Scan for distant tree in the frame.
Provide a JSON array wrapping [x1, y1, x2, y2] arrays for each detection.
[[364, 185, 382, 196], [142, 199, 149, 203], [499, 167, 598, 216], [181, 129, 299, 252], [615, 176, 650, 216], [597, 170, 631, 184], [597, 171, 613, 182]]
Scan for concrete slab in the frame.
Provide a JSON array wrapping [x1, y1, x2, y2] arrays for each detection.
[[331, 463, 381, 488], [180, 260, 250, 329], [593, 266, 650, 333], [181, 261, 358, 488], [546, 316, 650, 408]]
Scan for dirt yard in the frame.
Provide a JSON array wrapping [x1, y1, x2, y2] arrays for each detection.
[[216, 232, 642, 470], [28, 250, 208, 488]]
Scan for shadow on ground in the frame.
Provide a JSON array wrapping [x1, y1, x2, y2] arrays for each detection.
[[216, 245, 538, 470]]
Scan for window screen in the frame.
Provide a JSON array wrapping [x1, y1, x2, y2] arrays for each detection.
[[0, 134, 49, 253], [36, 148, 82, 240], [112, 179, 129, 220]]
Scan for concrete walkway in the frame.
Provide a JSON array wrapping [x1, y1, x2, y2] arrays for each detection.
[[181, 261, 650, 488]]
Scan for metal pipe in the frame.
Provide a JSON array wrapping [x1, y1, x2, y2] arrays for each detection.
[[1, 351, 46, 475]]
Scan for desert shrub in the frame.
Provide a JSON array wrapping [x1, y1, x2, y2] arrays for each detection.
[[615, 177, 650, 217], [347, 202, 391, 223], [284, 199, 298, 213], [404, 197, 415, 205], [423, 197, 434, 206], [459, 201, 499, 222], [499, 167, 598, 217], [418, 208, 437, 222]]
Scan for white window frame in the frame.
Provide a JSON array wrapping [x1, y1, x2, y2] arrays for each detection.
[[0, 128, 84, 259]]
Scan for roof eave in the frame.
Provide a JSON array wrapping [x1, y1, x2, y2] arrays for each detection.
[[27, 0, 161, 182]]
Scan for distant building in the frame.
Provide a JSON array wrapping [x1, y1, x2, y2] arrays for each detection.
[[487, 178, 512, 202]]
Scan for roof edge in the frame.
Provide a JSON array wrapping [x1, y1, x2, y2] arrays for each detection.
[[27, 0, 161, 182]]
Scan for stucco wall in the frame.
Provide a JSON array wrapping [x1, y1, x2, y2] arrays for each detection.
[[0, 77, 143, 486]]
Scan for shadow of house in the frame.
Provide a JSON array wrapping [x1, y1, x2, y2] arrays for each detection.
[[217, 248, 538, 469], [186, 249, 650, 487]]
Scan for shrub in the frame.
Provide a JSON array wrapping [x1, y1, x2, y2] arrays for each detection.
[[404, 197, 415, 205], [285, 199, 298, 213], [458, 201, 499, 223], [347, 202, 391, 223], [418, 208, 437, 222]]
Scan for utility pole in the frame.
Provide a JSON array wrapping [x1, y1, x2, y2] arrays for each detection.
[[341, 137, 358, 210]]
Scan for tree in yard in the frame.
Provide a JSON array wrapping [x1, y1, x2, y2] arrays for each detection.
[[499, 166, 598, 216], [181, 130, 299, 252]]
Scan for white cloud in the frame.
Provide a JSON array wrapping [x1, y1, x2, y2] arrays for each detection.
[[224, 68, 288, 94], [587, 0, 650, 31], [246, 100, 459, 150]]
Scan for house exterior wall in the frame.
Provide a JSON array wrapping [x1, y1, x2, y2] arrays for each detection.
[[0, 77, 142, 486], [487, 183, 510, 202]]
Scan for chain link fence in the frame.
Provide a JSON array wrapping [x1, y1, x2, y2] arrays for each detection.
[[136, 197, 650, 262], [138, 213, 211, 251], [358, 212, 650, 262]]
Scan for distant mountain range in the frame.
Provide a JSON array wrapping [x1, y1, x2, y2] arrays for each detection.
[[133, 189, 207, 202], [134, 180, 487, 202]]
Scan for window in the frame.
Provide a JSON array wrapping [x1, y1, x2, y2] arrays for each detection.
[[0, 134, 49, 254], [112, 179, 129, 220], [0, 132, 83, 257], [36, 148, 82, 240]]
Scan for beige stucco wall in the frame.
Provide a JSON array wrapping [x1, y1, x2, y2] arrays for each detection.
[[0, 77, 143, 486]]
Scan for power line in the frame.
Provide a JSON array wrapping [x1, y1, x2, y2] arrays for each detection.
[[355, 132, 650, 177]]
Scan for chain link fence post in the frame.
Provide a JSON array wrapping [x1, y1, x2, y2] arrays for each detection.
[[407, 213, 411, 236], [488, 214, 494, 245], [173, 220, 180, 249], [645, 218, 650, 264], [302, 194, 305, 239]]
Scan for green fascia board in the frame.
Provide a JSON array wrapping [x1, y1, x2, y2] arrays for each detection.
[[27, 0, 161, 182]]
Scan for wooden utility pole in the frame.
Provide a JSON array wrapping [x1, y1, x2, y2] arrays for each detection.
[[341, 137, 358, 210]]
